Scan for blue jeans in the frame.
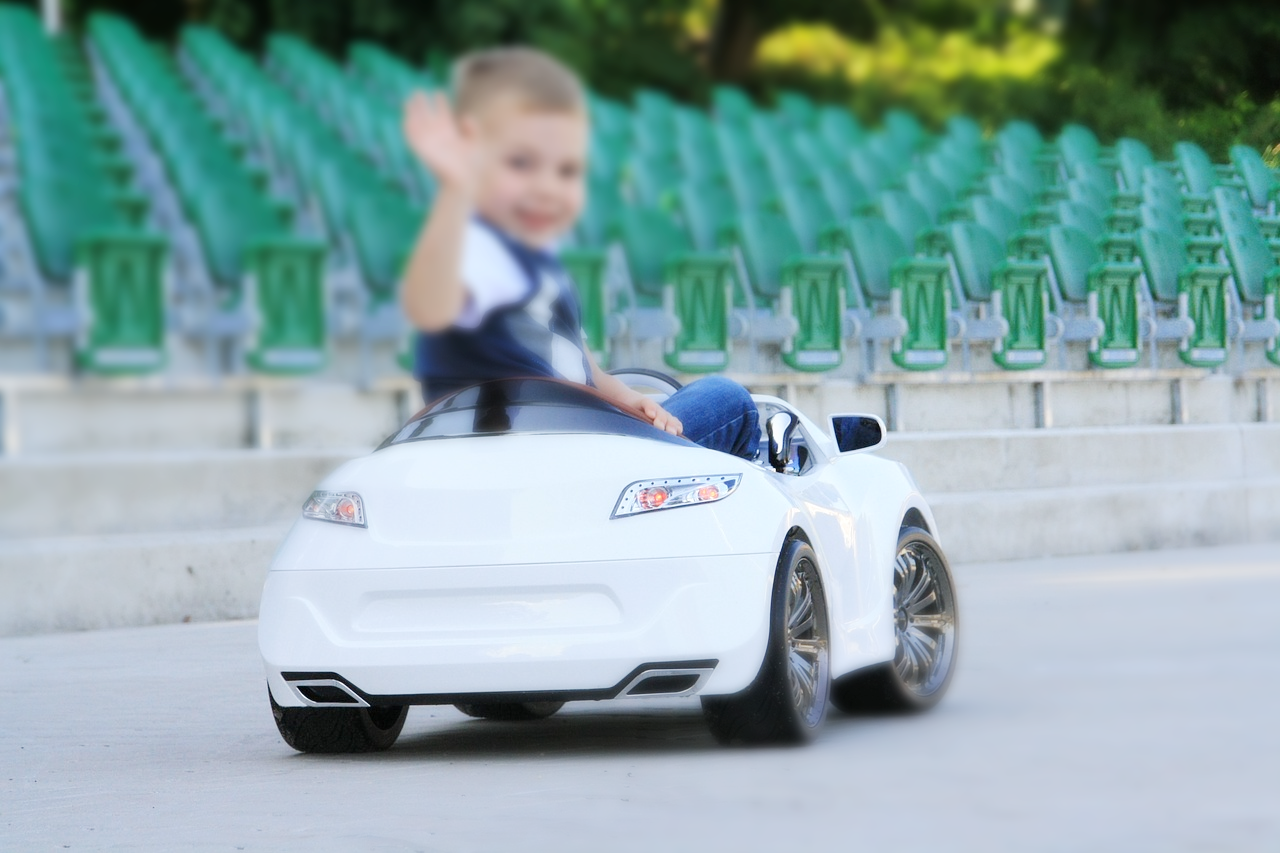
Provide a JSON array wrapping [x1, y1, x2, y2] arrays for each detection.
[[661, 376, 759, 460]]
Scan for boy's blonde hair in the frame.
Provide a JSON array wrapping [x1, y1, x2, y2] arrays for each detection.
[[451, 47, 585, 117]]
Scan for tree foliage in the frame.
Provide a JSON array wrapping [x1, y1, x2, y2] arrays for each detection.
[[36, 0, 1280, 159]]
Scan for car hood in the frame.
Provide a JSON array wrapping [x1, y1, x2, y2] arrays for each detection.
[[271, 432, 793, 570]]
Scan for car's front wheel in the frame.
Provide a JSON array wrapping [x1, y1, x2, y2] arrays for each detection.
[[831, 526, 958, 712], [270, 691, 408, 753], [702, 537, 830, 745]]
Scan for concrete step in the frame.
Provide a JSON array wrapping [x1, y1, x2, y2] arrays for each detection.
[[931, 477, 1280, 564], [8, 423, 1277, 539], [6, 476, 1278, 637], [877, 423, 1280, 495], [0, 525, 286, 636], [1, 449, 360, 538], [3, 372, 1276, 455]]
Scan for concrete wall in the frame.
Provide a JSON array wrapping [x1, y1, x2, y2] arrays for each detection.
[[4, 421, 1278, 636]]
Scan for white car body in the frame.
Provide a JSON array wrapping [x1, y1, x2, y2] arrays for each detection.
[[259, 380, 938, 711]]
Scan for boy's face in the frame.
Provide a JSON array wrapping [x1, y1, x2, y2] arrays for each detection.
[[468, 99, 587, 249]]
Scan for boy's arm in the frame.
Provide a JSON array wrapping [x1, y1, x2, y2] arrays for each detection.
[[400, 92, 476, 332], [587, 352, 683, 437]]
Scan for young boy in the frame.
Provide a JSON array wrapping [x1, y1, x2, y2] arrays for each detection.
[[400, 47, 758, 460]]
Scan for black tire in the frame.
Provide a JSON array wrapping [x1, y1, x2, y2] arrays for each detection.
[[701, 538, 830, 745], [270, 691, 408, 753], [831, 526, 958, 713], [453, 701, 564, 721]]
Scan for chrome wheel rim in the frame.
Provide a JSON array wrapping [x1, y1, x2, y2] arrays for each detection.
[[893, 540, 957, 696], [785, 558, 829, 726]]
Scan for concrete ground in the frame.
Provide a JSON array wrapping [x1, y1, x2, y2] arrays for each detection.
[[3, 543, 1278, 853]]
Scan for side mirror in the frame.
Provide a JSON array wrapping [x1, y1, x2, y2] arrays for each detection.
[[830, 413, 885, 454], [766, 411, 799, 473]]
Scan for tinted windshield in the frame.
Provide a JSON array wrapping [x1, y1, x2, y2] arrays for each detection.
[[378, 378, 691, 450]]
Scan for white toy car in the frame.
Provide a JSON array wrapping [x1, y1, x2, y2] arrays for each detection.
[[259, 372, 958, 751]]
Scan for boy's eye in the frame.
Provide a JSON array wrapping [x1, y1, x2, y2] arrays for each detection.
[[559, 163, 582, 180], [507, 155, 535, 172]]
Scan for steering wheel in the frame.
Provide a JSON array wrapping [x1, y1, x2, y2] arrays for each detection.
[[607, 368, 683, 398]]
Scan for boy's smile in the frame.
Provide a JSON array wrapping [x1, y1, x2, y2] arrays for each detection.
[[471, 101, 588, 248]]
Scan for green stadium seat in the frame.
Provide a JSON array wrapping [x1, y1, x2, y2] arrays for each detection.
[[1229, 144, 1280, 212], [820, 217, 953, 370], [242, 238, 328, 374], [878, 190, 933, 252], [1174, 141, 1234, 197], [612, 207, 736, 372], [1134, 227, 1231, 367], [970, 195, 1020, 245], [812, 167, 875, 219], [674, 179, 736, 252], [905, 170, 955, 225], [721, 210, 846, 371], [73, 230, 170, 374], [560, 248, 612, 365], [1046, 225, 1144, 367], [882, 108, 928, 153], [1115, 138, 1155, 193], [776, 90, 818, 129], [712, 85, 755, 124], [576, 179, 626, 247], [1212, 187, 1280, 361], [947, 221, 1050, 369], [817, 107, 865, 152]]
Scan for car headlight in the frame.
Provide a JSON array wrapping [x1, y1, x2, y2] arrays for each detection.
[[611, 474, 741, 519], [302, 491, 367, 528]]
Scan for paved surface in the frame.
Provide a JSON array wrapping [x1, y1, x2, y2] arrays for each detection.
[[4, 543, 1279, 852]]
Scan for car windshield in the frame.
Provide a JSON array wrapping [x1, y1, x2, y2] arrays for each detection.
[[377, 378, 692, 450]]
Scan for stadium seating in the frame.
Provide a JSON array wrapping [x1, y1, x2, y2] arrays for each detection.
[[2, 3, 1279, 382], [1, 5, 169, 373]]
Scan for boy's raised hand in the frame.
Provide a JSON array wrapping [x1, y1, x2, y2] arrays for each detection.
[[403, 91, 475, 191]]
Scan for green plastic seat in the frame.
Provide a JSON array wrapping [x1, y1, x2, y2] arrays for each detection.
[[576, 180, 626, 247], [347, 193, 421, 303], [560, 248, 611, 365], [1047, 225, 1144, 367], [723, 210, 846, 371], [1213, 186, 1280, 305], [948, 221, 1049, 369], [879, 191, 933, 253], [1174, 141, 1226, 196], [817, 107, 864, 152], [674, 179, 736, 252], [776, 183, 838, 252], [1229, 144, 1280, 211], [712, 85, 755, 125], [73, 230, 170, 374], [813, 167, 875, 219], [1134, 227, 1231, 367], [970, 196, 1020, 245], [1115, 138, 1155, 192], [776, 90, 818, 128], [820, 217, 953, 370], [243, 237, 328, 374], [611, 207, 736, 372], [905, 171, 954, 225]]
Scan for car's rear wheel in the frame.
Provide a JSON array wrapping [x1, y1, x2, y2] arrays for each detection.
[[702, 538, 830, 745], [831, 526, 958, 713], [270, 691, 408, 753], [453, 701, 564, 721]]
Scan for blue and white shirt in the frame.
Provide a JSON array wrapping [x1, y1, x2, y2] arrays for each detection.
[[414, 219, 593, 402]]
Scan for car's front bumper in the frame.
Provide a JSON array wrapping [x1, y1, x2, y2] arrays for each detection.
[[260, 553, 777, 707]]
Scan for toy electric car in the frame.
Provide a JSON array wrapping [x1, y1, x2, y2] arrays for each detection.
[[259, 372, 958, 751]]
